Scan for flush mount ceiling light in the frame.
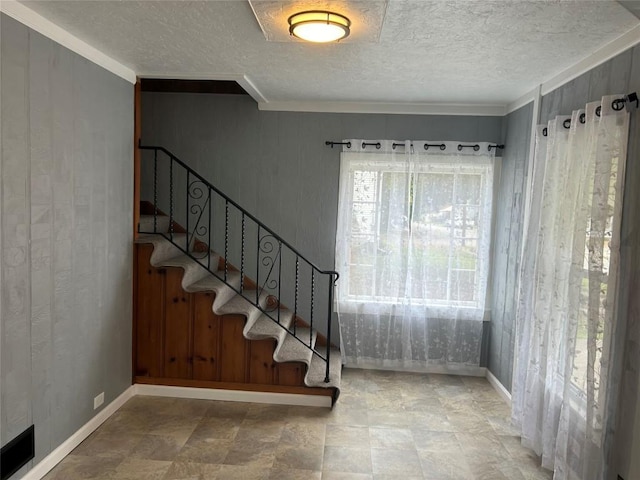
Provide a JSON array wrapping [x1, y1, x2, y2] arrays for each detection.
[[288, 10, 351, 43]]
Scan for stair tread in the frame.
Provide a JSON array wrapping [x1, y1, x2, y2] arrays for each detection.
[[306, 346, 342, 388], [275, 328, 317, 363], [217, 290, 267, 317], [159, 252, 217, 268], [191, 270, 242, 290], [246, 310, 294, 339]]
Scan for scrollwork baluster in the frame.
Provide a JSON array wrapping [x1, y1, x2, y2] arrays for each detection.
[[258, 234, 281, 313], [187, 180, 210, 259]]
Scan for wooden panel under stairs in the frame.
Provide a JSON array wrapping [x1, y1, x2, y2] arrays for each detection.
[[134, 243, 330, 398]]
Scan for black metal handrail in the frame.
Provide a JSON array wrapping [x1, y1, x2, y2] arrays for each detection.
[[139, 143, 339, 383]]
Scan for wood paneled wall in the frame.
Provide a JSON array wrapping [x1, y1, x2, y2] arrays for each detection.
[[134, 244, 331, 397]]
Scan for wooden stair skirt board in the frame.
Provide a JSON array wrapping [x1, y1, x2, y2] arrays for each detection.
[[134, 216, 341, 406]]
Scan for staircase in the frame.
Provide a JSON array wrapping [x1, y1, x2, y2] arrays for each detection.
[[135, 144, 341, 403]]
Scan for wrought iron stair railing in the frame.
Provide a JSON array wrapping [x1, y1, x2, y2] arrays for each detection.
[[139, 144, 339, 383]]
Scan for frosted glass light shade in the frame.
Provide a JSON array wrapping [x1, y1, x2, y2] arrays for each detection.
[[288, 11, 350, 43]]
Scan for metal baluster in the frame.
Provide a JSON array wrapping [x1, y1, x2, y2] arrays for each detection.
[[293, 257, 299, 335], [207, 187, 212, 270], [310, 270, 315, 347], [325, 274, 333, 383], [256, 226, 260, 305], [241, 213, 245, 293], [169, 155, 174, 240], [186, 171, 190, 249], [277, 241, 282, 324], [153, 149, 158, 233], [224, 200, 229, 282]]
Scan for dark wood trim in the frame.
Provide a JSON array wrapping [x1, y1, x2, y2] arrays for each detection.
[[132, 244, 138, 383], [132, 78, 141, 382], [134, 376, 334, 397], [134, 79, 141, 240], [140, 79, 249, 95]]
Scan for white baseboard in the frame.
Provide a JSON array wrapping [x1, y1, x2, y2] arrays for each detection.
[[486, 369, 512, 406], [22, 386, 135, 480], [22, 382, 330, 479], [134, 384, 332, 408]]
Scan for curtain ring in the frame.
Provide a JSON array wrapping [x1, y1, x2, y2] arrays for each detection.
[[611, 98, 626, 111], [542, 127, 548, 137], [596, 106, 601, 117], [424, 143, 446, 151], [457, 144, 479, 151], [579, 113, 585, 124], [563, 119, 571, 129]]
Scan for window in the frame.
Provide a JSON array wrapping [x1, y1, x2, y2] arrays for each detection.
[[336, 147, 494, 319], [570, 151, 620, 406]]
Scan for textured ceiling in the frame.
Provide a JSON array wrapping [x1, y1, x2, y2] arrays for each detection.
[[18, 0, 640, 107]]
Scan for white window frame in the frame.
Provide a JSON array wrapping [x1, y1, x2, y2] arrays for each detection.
[[336, 152, 494, 319]]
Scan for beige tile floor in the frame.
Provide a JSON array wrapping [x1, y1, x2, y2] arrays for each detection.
[[43, 368, 552, 480]]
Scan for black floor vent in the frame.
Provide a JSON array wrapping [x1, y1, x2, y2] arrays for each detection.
[[0, 425, 34, 480]]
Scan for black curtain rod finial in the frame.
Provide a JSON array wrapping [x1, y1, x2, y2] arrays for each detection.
[[626, 92, 638, 109]]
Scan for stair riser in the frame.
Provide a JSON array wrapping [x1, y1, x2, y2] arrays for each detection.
[[148, 239, 189, 265], [139, 216, 171, 234]]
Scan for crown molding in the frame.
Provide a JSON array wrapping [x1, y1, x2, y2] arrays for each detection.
[[506, 87, 538, 115], [257, 101, 507, 116], [541, 23, 640, 96], [1, 0, 136, 84]]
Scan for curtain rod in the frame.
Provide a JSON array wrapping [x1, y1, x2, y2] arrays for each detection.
[[542, 91, 638, 137], [325, 140, 505, 151]]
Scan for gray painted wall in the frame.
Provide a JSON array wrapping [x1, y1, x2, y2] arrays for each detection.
[[0, 14, 133, 477], [141, 92, 504, 338], [487, 102, 533, 390]]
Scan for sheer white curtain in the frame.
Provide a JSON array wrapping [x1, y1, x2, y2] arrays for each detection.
[[512, 96, 630, 479], [335, 140, 495, 372]]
